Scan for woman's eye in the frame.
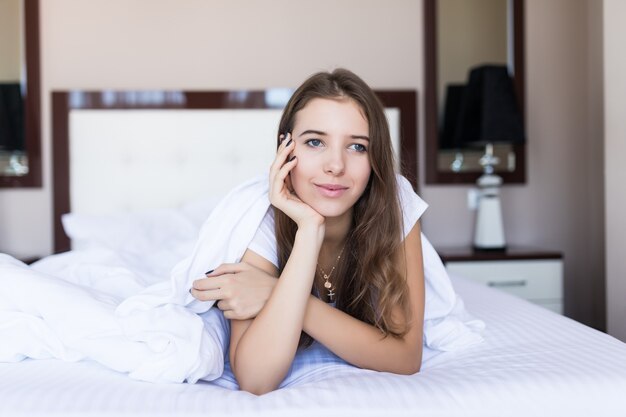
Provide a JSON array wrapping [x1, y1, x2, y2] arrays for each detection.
[[349, 143, 368, 153], [305, 139, 323, 148]]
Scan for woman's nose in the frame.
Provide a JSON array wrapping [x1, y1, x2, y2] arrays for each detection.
[[323, 148, 345, 175]]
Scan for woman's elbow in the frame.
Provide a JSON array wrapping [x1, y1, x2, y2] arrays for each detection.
[[234, 365, 280, 395], [395, 360, 421, 375], [231, 353, 286, 395], [238, 379, 278, 396], [405, 360, 422, 375], [397, 346, 422, 375]]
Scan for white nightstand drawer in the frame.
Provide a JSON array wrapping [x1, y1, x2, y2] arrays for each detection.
[[446, 259, 563, 301], [534, 300, 563, 315]]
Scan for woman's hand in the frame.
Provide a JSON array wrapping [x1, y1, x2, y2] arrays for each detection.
[[269, 132, 324, 228], [191, 262, 277, 320]]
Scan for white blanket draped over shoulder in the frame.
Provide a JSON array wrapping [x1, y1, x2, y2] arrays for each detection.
[[0, 174, 484, 384]]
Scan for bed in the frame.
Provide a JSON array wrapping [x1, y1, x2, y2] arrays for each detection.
[[2, 275, 626, 416], [1, 89, 626, 417]]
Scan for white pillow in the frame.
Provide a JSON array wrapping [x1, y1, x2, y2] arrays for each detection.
[[61, 196, 221, 255]]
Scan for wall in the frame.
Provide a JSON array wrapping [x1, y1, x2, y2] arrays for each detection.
[[437, 0, 507, 104], [0, 0, 22, 80], [0, 0, 608, 331], [588, 0, 606, 338], [604, 0, 626, 342]]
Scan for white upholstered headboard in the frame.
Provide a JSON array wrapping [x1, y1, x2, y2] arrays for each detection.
[[52, 90, 418, 252]]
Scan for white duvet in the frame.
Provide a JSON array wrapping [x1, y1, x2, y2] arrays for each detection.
[[0, 174, 483, 384]]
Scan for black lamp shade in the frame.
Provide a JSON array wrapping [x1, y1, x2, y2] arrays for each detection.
[[453, 65, 525, 147], [440, 84, 466, 150], [0, 83, 25, 151]]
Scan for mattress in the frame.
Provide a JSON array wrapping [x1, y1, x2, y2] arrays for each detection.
[[1, 275, 625, 417]]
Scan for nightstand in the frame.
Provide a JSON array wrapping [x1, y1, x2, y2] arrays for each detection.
[[437, 246, 564, 314]]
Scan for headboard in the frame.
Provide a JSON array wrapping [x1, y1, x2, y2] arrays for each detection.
[[52, 90, 418, 253]]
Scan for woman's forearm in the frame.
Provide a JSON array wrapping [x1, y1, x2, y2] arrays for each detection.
[[302, 296, 422, 374], [232, 224, 323, 394], [303, 223, 425, 375]]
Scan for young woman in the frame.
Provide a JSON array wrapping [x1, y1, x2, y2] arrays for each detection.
[[191, 68, 426, 395]]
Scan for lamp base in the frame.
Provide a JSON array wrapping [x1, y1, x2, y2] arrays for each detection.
[[473, 174, 506, 250], [473, 245, 507, 252]]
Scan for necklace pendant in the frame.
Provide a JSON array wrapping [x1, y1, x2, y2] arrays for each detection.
[[328, 289, 335, 301], [324, 281, 332, 289]]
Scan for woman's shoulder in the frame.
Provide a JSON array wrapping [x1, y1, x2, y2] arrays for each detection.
[[247, 207, 278, 268], [395, 174, 428, 237], [395, 174, 427, 211]]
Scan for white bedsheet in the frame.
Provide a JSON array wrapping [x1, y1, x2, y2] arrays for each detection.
[[1, 275, 625, 417]]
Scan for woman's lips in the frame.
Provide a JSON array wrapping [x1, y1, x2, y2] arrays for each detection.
[[315, 183, 349, 198]]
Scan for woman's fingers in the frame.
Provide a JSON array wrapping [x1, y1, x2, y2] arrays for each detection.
[[191, 292, 237, 317], [272, 156, 297, 196], [285, 167, 294, 193], [269, 132, 304, 214], [192, 276, 222, 291], [193, 262, 254, 291], [191, 262, 255, 299], [190, 287, 223, 301], [191, 262, 277, 320], [205, 262, 247, 278], [270, 134, 295, 190], [269, 132, 294, 177]]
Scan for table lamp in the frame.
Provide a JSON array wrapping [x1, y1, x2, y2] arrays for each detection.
[[0, 82, 25, 151], [454, 65, 526, 250]]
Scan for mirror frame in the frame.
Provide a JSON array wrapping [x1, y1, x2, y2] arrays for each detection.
[[0, 0, 42, 187], [424, 0, 525, 184]]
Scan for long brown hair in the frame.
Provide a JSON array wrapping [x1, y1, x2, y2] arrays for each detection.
[[274, 68, 411, 347]]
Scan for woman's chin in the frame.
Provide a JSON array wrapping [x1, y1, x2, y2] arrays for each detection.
[[309, 203, 352, 220], [294, 189, 355, 220]]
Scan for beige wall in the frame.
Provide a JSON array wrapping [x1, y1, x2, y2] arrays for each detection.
[[588, 0, 607, 338], [0, 0, 22, 81], [0, 0, 611, 331], [604, 0, 626, 342], [437, 0, 507, 105]]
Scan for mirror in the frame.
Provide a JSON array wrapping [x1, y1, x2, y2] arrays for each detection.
[[0, 0, 41, 187], [424, 0, 525, 184]]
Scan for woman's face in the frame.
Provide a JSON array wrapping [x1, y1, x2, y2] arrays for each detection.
[[289, 97, 372, 220]]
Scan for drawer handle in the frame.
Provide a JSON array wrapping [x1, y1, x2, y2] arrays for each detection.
[[487, 280, 527, 288]]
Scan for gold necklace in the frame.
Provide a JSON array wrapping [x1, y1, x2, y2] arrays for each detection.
[[317, 243, 346, 302]]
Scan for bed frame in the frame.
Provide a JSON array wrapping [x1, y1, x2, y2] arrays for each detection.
[[51, 90, 418, 253]]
